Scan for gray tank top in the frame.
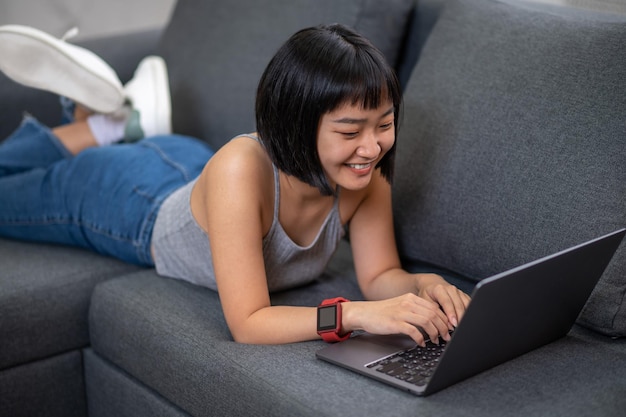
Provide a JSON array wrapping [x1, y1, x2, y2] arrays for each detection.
[[151, 135, 345, 292]]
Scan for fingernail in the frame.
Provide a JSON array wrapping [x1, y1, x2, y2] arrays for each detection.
[[451, 316, 458, 327]]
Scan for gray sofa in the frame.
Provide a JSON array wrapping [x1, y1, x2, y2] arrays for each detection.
[[1, 0, 625, 416]]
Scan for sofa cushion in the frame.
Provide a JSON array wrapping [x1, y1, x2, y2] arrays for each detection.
[[87, 243, 626, 416], [84, 349, 188, 417], [0, 238, 140, 369], [393, 0, 626, 336], [0, 351, 87, 417], [158, 0, 414, 150], [395, 0, 448, 88]]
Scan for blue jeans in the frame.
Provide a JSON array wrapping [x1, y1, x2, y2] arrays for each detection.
[[0, 115, 214, 266]]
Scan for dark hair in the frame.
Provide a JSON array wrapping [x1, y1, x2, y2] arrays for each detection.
[[256, 24, 402, 196]]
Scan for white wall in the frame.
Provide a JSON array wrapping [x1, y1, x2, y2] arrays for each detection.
[[0, 0, 176, 41]]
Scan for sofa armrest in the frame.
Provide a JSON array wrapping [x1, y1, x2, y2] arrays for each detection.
[[0, 28, 162, 141]]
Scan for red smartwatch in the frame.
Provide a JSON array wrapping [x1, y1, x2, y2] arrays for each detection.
[[317, 297, 352, 342]]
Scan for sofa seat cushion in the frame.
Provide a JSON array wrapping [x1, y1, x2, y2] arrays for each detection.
[[88, 240, 361, 416], [87, 240, 626, 416], [158, 0, 414, 150], [0, 238, 140, 369], [0, 350, 87, 417], [393, 0, 626, 336], [84, 348, 189, 417]]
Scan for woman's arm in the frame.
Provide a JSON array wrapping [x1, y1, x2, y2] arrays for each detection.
[[195, 141, 467, 345], [196, 139, 322, 344], [345, 172, 470, 338]]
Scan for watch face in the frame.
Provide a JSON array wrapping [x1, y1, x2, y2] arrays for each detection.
[[318, 305, 338, 331]]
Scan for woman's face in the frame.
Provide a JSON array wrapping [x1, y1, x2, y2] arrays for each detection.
[[317, 100, 395, 191]]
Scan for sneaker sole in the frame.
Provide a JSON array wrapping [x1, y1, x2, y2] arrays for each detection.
[[144, 56, 171, 136], [125, 56, 172, 136], [0, 25, 124, 113]]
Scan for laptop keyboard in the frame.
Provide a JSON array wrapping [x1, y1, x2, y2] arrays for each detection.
[[366, 341, 447, 387]]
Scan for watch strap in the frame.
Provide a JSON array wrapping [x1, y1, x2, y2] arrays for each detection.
[[318, 297, 351, 342]]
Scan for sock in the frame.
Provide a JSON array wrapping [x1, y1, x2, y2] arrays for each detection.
[[86, 113, 127, 146]]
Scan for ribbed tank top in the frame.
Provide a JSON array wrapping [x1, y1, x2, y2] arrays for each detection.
[[151, 134, 345, 292]]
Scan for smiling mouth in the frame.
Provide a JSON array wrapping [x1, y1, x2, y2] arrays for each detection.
[[346, 163, 371, 170]]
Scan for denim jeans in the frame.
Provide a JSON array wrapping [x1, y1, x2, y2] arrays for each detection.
[[0, 115, 214, 266]]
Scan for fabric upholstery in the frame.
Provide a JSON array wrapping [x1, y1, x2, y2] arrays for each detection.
[[88, 242, 626, 416], [158, 0, 414, 150], [0, 351, 86, 417], [84, 349, 190, 417], [395, 0, 448, 88], [0, 238, 139, 369], [393, 0, 626, 336]]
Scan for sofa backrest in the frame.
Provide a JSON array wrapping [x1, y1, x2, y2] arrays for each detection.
[[157, 0, 417, 150], [395, 0, 448, 89], [393, 0, 626, 336]]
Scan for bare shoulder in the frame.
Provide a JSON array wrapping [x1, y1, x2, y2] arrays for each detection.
[[196, 136, 272, 194], [206, 136, 270, 178], [191, 135, 275, 231]]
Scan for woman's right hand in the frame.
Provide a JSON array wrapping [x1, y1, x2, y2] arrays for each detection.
[[341, 294, 453, 346]]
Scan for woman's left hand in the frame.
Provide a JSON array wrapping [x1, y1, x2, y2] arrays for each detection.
[[415, 274, 471, 329]]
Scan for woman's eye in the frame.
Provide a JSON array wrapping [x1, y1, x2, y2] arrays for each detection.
[[340, 132, 359, 138], [380, 122, 393, 130]]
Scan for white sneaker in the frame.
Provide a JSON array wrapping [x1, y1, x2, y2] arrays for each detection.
[[122, 55, 172, 142], [0, 25, 125, 113]]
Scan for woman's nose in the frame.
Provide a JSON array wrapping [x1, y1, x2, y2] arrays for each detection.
[[356, 135, 382, 158]]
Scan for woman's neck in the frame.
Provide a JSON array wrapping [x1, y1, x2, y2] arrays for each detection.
[[279, 171, 334, 203]]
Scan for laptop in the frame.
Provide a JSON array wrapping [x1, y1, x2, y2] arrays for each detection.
[[316, 228, 625, 396]]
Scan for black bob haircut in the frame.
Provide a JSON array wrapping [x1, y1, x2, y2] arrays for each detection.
[[256, 24, 402, 196]]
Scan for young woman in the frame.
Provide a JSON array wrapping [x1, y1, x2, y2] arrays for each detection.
[[0, 24, 470, 346]]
